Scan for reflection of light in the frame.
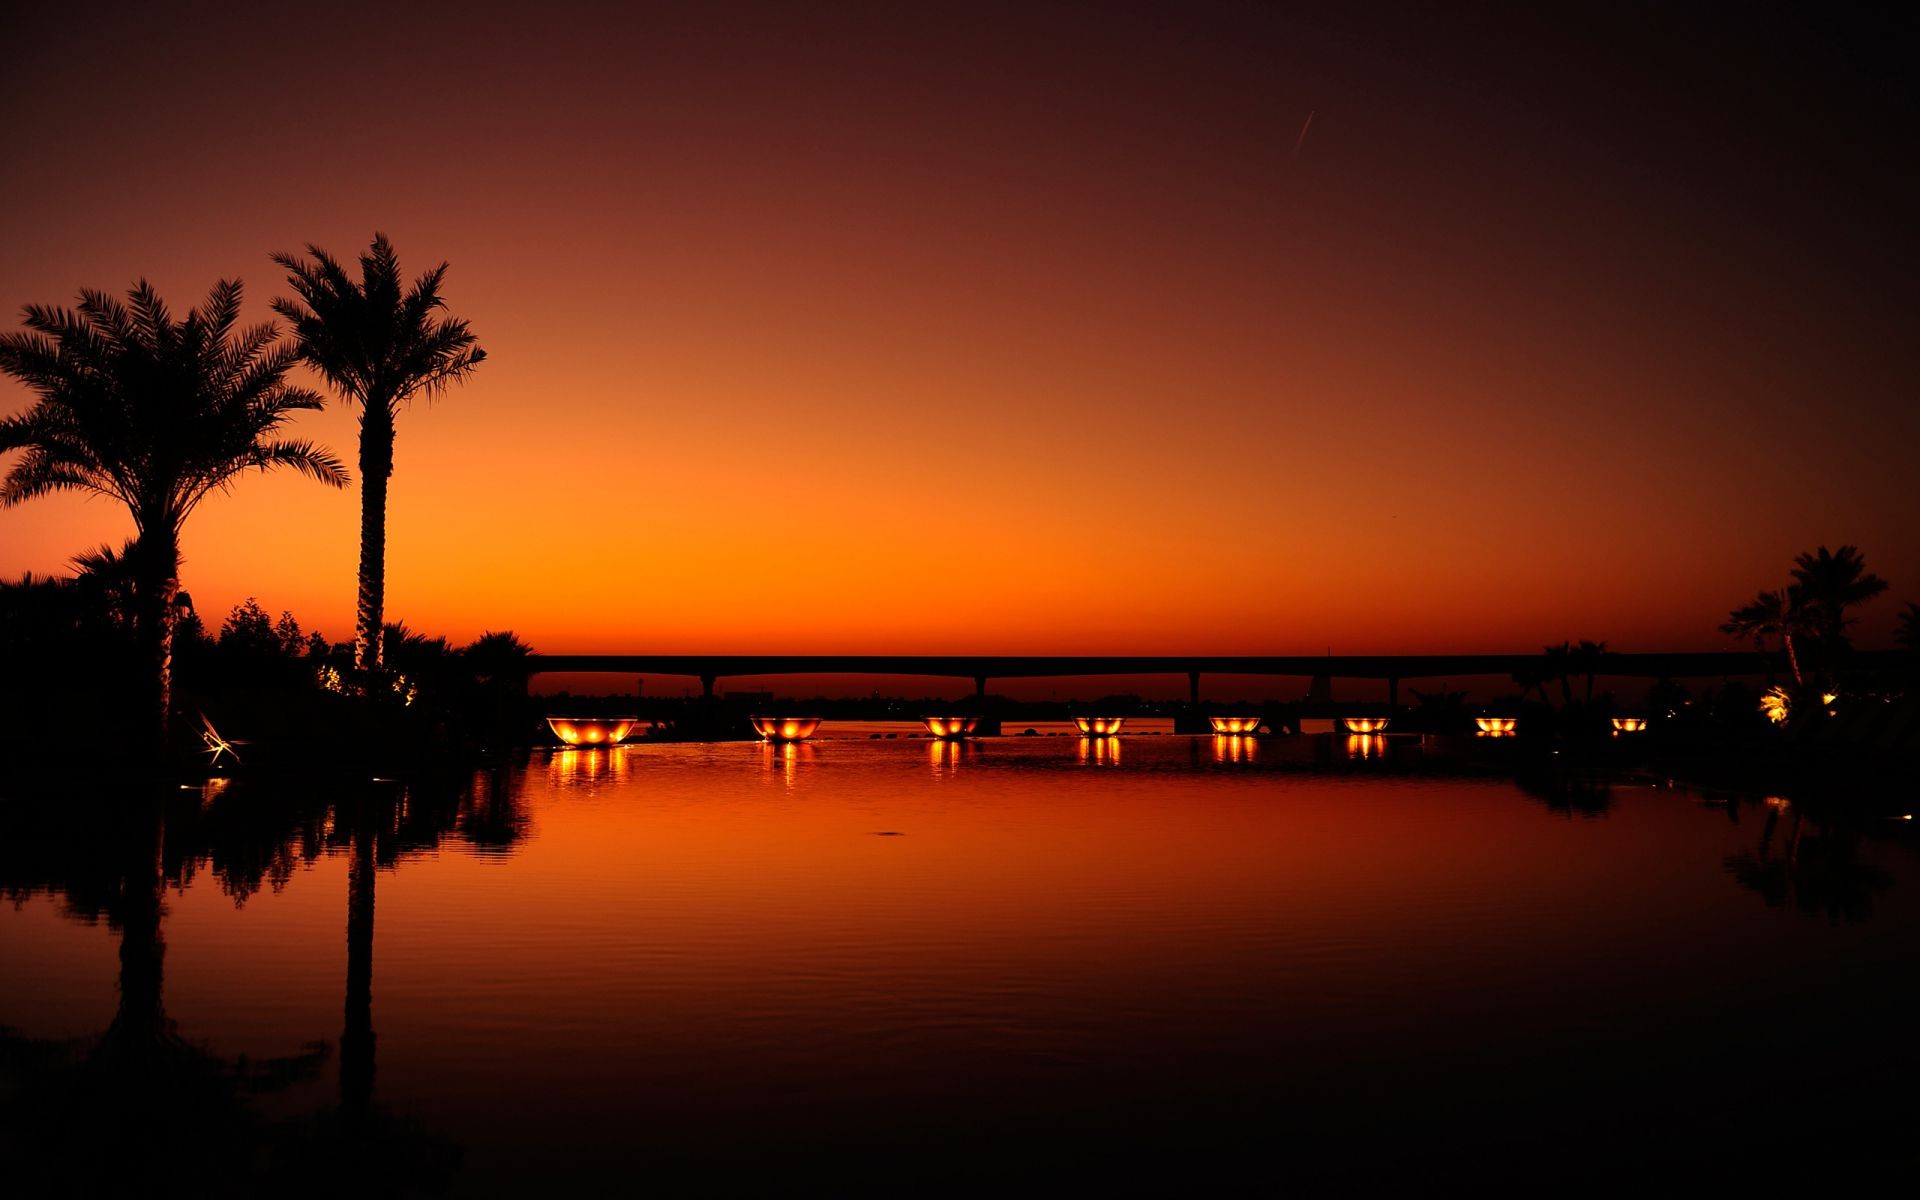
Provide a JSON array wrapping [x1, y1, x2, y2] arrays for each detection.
[[548, 745, 630, 785], [1071, 716, 1126, 735], [1212, 734, 1257, 763], [546, 717, 638, 745], [762, 740, 814, 787], [1475, 717, 1516, 733], [1611, 717, 1647, 733], [928, 738, 970, 771], [1765, 795, 1790, 810], [1076, 735, 1123, 764], [750, 716, 822, 742], [1346, 733, 1387, 759], [1343, 717, 1389, 734], [923, 716, 980, 739], [1760, 687, 1790, 725], [1208, 716, 1262, 734]]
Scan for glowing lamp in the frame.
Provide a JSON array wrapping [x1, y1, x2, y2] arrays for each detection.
[[751, 716, 821, 742], [1611, 717, 1648, 733], [1208, 716, 1263, 734], [923, 716, 980, 739], [1475, 717, 1516, 734], [1343, 717, 1390, 734], [547, 717, 638, 746], [1072, 716, 1126, 736]]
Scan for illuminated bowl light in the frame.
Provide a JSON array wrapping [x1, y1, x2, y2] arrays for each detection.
[[922, 716, 981, 739], [547, 717, 638, 746], [1208, 716, 1263, 735], [1343, 717, 1390, 734], [750, 716, 822, 742], [1611, 717, 1648, 733], [1072, 716, 1126, 736], [1475, 717, 1517, 734]]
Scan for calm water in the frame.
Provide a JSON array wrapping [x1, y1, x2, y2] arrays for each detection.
[[4, 733, 1918, 1192]]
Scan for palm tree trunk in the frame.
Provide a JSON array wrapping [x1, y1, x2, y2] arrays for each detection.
[[355, 409, 396, 673], [134, 525, 182, 743], [1783, 634, 1804, 686]]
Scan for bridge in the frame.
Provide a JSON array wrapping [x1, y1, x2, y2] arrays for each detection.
[[523, 651, 1856, 704]]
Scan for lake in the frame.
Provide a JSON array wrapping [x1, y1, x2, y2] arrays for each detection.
[[3, 732, 1917, 1193]]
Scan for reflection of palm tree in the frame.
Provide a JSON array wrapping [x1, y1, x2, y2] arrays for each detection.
[[0, 281, 348, 738], [0, 792, 327, 1194], [1790, 544, 1889, 651], [1723, 806, 1893, 923], [1515, 769, 1612, 817], [1720, 588, 1810, 685], [274, 236, 486, 673], [342, 824, 378, 1114]]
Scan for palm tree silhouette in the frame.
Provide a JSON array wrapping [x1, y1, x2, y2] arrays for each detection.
[[1720, 587, 1810, 685], [1570, 639, 1608, 705], [1897, 602, 1920, 652], [0, 281, 348, 738], [1789, 544, 1889, 651], [1543, 642, 1575, 707], [1510, 664, 1555, 710], [273, 236, 486, 673]]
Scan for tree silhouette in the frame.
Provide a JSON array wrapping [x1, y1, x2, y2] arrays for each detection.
[[1569, 639, 1608, 705], [0, 280, 348, 739], [1720, 587, 1810, 685], [1789, 544, 1889, 651], [1897, 602, 1920, 652], [273, 236, 486, 673], [1510, 664, 1555, 710], [1543, 642, 1575, 707]]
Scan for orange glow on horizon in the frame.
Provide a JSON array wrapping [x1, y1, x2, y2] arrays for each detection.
[[1, 7, 1915, 662]]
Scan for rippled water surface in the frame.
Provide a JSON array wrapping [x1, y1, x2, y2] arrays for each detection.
[[4, 734, 1918, 1192]]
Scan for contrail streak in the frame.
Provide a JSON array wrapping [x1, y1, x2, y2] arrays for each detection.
[[1292, 110, 1315, 159]]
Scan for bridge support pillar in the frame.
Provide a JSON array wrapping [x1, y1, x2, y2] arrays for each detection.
[[974, 675, 988, 699], [1188, 671, 1201, 706], [1388, 676, 1399, 710], [700, 674, 716, 699]]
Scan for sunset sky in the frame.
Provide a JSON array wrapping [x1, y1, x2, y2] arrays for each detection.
[[2, 1, 1914, 662]]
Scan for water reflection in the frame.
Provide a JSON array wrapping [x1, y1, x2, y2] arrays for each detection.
[[1212, 734, 1259, 764], [1075, 735, 1123, 765], [3, 745, 1917, 1191], [928, 738, 974, 772], [1723, 798, 1895, 922], [1515, 769, 1613, 817], [760, 739, 816, 787], [547, 745, 632, 788], [1344, 733, 1387, 760]]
